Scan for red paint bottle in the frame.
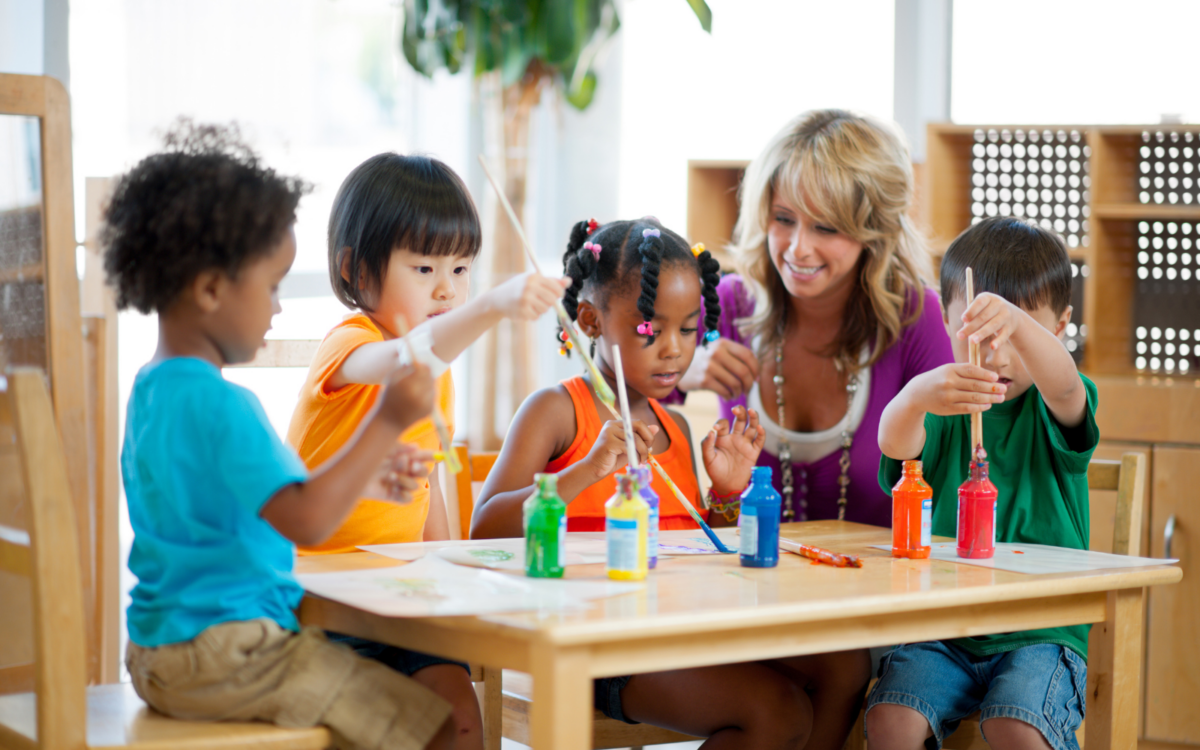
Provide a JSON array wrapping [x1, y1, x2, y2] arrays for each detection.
[[957, 452, 998, 559], [891, 460, 932, 559]]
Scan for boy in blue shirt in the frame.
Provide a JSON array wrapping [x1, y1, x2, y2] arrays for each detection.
[[105, 123, 455, 750], [870, 217, 1098, 750]]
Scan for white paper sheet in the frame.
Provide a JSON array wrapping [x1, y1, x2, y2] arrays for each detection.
[[298, 554, 642, 617], [869, 542, 1177, 575], [655, 528, 740, 556]]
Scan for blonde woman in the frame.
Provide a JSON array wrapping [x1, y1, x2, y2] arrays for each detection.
[[677, 109, 953, 527]]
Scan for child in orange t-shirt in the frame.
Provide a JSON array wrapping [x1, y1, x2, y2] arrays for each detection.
[[287, 153, 566, 750]]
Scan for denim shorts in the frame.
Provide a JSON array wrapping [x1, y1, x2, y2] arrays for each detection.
[[866, 641, 1087, 750], [594, 675, 635, 723], [325, 632, 470, 677]]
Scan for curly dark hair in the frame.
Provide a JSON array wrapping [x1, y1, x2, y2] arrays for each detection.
[[102, 120, 311, 313], [557, 217, 721, 352]]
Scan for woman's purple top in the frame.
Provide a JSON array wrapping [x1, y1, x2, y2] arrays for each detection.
[[704, 274, 953, 527]]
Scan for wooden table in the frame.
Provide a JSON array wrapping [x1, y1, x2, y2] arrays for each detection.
[[297, 521, 1181, 750]]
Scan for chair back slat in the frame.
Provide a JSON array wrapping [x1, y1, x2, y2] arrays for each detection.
[[8, 368, 88, 749], [1086, 459, 1121, 491]]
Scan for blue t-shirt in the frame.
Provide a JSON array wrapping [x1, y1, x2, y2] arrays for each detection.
[[123, 357, 308, 647]]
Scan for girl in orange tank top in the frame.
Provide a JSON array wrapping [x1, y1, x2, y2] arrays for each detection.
[[471, 219, 835, 748]]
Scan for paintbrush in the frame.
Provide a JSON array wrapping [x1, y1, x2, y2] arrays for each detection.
[[611, 345, 640, 470], [476, 155, 616, 407], [778, 538, 863, 568], [392, 314, 462, 475], [965, 267, 984, 460], [477, 155, 736, 553]]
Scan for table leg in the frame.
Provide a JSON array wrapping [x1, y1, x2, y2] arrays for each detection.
[[1086, 588, 1145, 750], [529, 646, 591, 750]]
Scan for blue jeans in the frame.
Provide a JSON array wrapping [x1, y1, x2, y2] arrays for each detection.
[[866, 641, 1087, 750]]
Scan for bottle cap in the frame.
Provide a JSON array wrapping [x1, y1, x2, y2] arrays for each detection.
[[902, 459, 923, 473], [630, 465, 651, 485], [616, 473, 634, 497], [534, 473, 558, 493], [751, 465, 773, 482]]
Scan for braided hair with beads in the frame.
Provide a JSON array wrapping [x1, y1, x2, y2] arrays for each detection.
[[556, 217, 722, 357]]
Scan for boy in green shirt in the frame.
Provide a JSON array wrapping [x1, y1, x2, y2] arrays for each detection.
[[868, 217, 1098, 750]]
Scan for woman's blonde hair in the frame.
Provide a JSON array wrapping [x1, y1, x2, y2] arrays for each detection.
[[732, 109, 931, 375]]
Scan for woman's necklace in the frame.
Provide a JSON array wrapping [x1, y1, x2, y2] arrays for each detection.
[[773, 332, 859, 522]]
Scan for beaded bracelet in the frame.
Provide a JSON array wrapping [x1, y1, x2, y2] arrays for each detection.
[[707, 487, 743, 522]]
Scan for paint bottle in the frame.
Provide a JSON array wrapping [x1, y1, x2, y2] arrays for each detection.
[[891, 460, 932, 559], [606, 473, 648, 580], [739, 466, 781, 568], [631, 465, 659, 568], [957, 454, 998, 559], [524, 473, 566, 578]]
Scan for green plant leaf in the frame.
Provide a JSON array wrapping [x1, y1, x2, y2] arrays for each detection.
[[682, 0, 713, 32]]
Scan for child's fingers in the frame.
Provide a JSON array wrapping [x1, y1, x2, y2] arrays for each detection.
[[711, 417, 731, 438], [729, 406, 747, 436], [954, 363, 1000, 383], [700, 428, 718, 465], [742, 407, 761, 436]]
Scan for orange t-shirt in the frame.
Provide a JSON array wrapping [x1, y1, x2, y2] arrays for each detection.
[[546, 376, 706, 532], [286, 314, 454, 554]]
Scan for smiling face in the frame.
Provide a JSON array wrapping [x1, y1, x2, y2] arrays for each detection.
[[767, 190, 866, 303], [944, 294, 1072, 401], [351, 247, 472, 335], [579, 263, 702, 401]]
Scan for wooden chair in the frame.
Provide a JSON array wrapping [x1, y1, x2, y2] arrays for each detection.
[[845, 453, 1148, 750], [0, 368, 332, 750], [451, 444, 700, 750]]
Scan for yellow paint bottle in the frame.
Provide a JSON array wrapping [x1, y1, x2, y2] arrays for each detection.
[[605, 472, 649, 581]]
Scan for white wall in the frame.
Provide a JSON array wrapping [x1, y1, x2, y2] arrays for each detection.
[[0, 0, 44, 76]]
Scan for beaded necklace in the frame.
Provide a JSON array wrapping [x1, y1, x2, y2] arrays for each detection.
[[772, 329, 859, 522]]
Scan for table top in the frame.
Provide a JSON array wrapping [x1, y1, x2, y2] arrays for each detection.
[[296, 520, 1181, 646]]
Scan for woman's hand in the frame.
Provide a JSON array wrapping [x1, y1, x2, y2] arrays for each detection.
[[584, 419, 658, 481], [701, 406, 766, 496], [904, 363, 1006, 416], [379, 444, 435, 504], [678, 338, 760, 399]]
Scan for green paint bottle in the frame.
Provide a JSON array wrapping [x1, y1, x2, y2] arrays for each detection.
[[524, 473, 566, 578]]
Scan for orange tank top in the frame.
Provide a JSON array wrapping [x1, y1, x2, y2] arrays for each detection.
[[546, 376, 706, 532]]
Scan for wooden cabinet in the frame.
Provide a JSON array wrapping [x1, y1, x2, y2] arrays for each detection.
[[1145, 447, 1200, 744]]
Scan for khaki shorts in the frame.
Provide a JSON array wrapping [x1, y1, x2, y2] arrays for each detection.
[[126, 620, 451, 750]]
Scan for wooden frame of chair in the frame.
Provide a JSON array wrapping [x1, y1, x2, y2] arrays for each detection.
[[0, 74, 94, 691], [0, 369, 332, 750]]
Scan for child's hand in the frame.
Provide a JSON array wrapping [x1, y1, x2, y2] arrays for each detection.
[[377, 363, 435, 430], [959, 292, 1023, 351], [487, 271, 571, 321], [904, 363, 1006, 416], [379, 444, 435, 504], [584, 418, 658, 480], [701, 406, 766, 496]]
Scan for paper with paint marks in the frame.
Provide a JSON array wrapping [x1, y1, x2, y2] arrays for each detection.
[[870, 542, 1177, 575], [299, 554, 641, 617]]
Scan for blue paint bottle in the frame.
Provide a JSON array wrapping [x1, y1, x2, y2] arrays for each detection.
[[739, 466, 781, 568], [631, 465, 659, 568]]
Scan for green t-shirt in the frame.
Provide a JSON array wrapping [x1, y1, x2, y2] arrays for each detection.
[[878, 374, 1099, 659]]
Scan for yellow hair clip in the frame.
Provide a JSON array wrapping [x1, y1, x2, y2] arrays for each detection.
[[691, 242, 706, 258]]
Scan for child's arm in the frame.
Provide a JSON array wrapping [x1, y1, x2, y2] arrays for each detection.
[[423, 470, 451, 541], [262, 364, 435, 546], [958, 292, 1087, 427], [470, 388, 657, 539], [332, 272, 570, 388], [878, 363, 1004, 460]]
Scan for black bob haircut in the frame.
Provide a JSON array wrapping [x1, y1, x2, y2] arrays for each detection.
[[940, 216, 1072, 316], [102, 120, 310, 314], [558, 217, 721, 351], [328, 153, 481, 311]]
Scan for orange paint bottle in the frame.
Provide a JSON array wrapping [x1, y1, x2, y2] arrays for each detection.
[[891, 460, 932, 559]]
